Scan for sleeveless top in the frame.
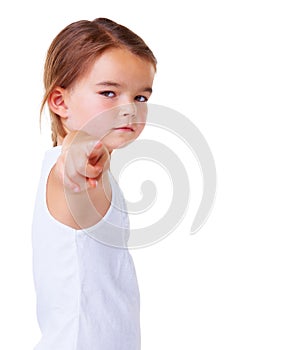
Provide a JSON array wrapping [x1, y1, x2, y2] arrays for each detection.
[[32, 146, 140, 350]]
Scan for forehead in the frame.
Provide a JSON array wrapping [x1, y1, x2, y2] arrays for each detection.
[[84, 48, 155, 86]]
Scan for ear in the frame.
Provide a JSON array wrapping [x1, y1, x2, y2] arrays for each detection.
[[48, 87, 69, 118]]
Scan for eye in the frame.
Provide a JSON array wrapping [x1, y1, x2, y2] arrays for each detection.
[[99, 91, 116, 98], [135, 95, 148, 102]]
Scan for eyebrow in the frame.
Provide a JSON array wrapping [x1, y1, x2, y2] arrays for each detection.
[[96, 81, 153, 94]]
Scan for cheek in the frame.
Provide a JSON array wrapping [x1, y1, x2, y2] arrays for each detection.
[[134, 124, 145, 140], [80, 108, 117, 138], [135, 104, 147, 129], [66, 94, 116, 132]]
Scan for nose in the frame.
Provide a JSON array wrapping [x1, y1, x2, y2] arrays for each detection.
[[118, 102, 136, 119]]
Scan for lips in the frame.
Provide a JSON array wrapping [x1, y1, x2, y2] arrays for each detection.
[[113, 125, 135, 132]]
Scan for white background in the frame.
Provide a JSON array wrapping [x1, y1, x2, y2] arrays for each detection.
[[0, 0, 281, 349]]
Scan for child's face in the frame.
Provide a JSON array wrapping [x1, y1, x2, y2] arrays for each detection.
[[60, 48, 155, 151]]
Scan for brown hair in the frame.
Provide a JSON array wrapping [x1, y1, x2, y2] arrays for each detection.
[[40, 18, 157, 146]]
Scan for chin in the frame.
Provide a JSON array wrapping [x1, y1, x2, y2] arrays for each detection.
[[105, 138, 135, 151]]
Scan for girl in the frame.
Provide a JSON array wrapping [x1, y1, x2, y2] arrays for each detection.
[[32, 18, 156, 350]]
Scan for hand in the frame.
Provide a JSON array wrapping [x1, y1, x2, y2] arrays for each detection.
[[55, 131, 110, 193]]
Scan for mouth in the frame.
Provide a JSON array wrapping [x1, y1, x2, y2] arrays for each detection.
[[113, 125, 135, 132]]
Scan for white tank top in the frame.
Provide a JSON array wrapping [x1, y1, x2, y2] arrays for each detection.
[[32, 146, 140, 350]]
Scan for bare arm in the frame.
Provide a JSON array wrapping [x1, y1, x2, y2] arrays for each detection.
[[46, 131, 111, 230]]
